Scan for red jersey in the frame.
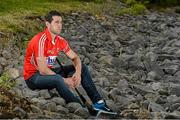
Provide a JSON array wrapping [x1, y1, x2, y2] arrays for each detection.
[[23, 28, 70, 80]]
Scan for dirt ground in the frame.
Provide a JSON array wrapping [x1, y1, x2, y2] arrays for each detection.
[[0, 87, 31, 118]]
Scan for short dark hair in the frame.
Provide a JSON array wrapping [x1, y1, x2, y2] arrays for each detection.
[[45, 10, 62, 23]]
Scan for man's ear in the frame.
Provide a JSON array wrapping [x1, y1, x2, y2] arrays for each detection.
[[45, 21, 49, 27]]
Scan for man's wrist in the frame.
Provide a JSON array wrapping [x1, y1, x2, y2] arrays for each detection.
[[76, 72, 81, 77]]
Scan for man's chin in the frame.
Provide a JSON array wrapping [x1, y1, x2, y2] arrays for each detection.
[[56, 31, 61, 35], [53, 31, 61, 35]]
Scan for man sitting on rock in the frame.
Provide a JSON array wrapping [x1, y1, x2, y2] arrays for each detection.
[[23, 10, 115, 115]]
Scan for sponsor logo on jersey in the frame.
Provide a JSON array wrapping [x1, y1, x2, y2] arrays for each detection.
[[46, 56, 57, 66]]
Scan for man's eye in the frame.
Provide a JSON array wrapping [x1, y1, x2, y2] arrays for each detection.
[[55, 21, 61, 24]]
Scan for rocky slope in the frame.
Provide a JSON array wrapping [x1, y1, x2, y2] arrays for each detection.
[[1, 11, 180, 119]]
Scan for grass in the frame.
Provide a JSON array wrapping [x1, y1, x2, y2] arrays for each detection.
[[0, 0, 118, 32], [0, 72, 15, 89], [118, 3, 147, 15]]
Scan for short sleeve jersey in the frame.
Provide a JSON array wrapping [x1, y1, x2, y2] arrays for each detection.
[[23, 28, 70, 80]]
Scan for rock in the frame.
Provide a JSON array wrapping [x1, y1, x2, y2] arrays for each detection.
[[43, 102, 57, 112], [13, 107, 27, 118], [0, 57, 7, 67], [145, 52, 157, 62], [148, 101, 165, 112], [56, 105, 69, 114], [11, 88, 23, 97], [106, 99, 118, 112], [117, 79, 129, 89], [28, 113, 52, 119], [131, 84, 154, 96], [14, 77, 27, 89], [84, 57, 90, 64], [157, 54, 177, 61], [30, 105, 43, 114], [148, 82, 162, 91], [163, 64, 179, 75], [164, 111, 180, 119], [51, 97, 66, 106], [31, 98, 48, 108], [173, 71, 180, 83], [109, 88, 120, 100], [98, 77, 110, 87], [167, 95, 179, 103], [113, 40, 121, 48], [43, 110, 65, 118], [66, 102, 82, 113], [169, 84, 180, 97], [39, 90, 51, 99], [170, 103, 180, 112], [150, 112, 166, 119], [144, 93, 160, 102], [48, 89, 59, 98], [0, 64, 3, 75], [22, 89, 39, 99], [74, 107, 89, 118], [6, 68, 20, 79], [96, 86, 109, 100], [2, 50, 12, 59], [115, 96, 133, 106], [146, 71, 161, 81], [67, 113, 83, 119], [98, 55, 113, 65], [173, 40, 180, 47], [148, 14, 157, 21]]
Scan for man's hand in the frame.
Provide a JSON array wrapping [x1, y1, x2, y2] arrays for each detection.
[[64, 77, 75, 89], [72, 72, 81, 88]]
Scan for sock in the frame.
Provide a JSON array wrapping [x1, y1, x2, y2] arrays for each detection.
[[97, 100, 104, 104]]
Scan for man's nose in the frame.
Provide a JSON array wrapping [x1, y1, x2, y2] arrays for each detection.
[[58, 23, 62, 27]]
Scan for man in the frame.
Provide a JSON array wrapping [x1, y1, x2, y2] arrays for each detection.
[[23, 10, 115, 114]]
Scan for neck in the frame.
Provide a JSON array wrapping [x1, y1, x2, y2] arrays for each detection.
[[50, 32, 56, 42]]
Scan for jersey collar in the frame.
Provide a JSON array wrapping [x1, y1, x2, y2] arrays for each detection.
[[45, 28, 58, 45]]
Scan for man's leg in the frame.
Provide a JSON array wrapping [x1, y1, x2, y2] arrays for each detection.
[[62, 64, 102, 104], [62, 64, 117, 114], [80, 64, 102, 103], [26, 72, 80, 103]]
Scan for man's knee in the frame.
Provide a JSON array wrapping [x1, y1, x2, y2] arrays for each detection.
[[54, 74, 64, 84]]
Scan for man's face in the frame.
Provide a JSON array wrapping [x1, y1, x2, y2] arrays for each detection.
[[47, 16, 62, 35]]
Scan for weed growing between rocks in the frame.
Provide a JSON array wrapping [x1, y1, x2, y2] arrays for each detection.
[[0, 73, 16, 89], [118, 0, 147, 15]]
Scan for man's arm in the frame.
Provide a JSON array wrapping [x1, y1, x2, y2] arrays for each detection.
[[37, 57, 56, 75], [66, 49, 82, 87], [66, 49, 82, 75]]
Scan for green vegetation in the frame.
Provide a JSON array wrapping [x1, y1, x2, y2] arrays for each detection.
[[118, 0, 180, 15], [120, 0, 180, 10], [0, 0, 103, 14], [0, 0, 118, 32], [1, 0, 179, 32], [118, 0, 147, 15], [121, 0, 180, 6], [0, 73, 16, 89], [0, 0, 180, 32], [141, 0, 180, 6]]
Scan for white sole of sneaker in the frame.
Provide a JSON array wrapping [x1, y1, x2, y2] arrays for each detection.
[[95, 110, 117, 118]]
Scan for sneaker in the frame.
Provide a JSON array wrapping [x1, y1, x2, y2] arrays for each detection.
[[93, 100, 117, 115]]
